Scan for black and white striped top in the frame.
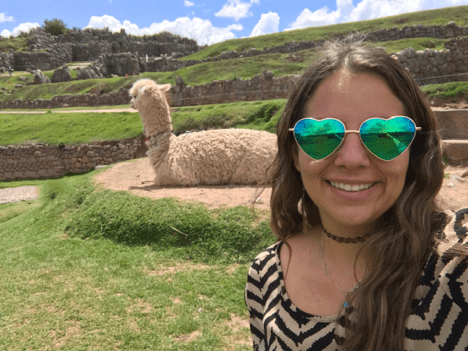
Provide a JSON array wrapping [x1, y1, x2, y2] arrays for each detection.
[[245, 238, 468, 351]]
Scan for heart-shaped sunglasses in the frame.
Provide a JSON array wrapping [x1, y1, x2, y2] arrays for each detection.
[[289, 116, 421, 161]]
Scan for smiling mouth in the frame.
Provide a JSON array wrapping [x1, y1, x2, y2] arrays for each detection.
[[327, 181, 376, 192]]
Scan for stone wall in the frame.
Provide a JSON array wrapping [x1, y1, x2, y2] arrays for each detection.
[[397, 37, 468, 84], [0, 52, 14, 69], [140, 22, 468, 73], [0, 28, 200, 72], [2, 37, 468, 109], [0, 88, 131, 109], [170, 70, 296, 107], [0, 70, 293, 109], [13, 47, 74, 71], [2, 22, 467, 74], [0, 136, 147, 181], [1, 109, 467, 181], [98, 53, 140, 76], [21, 28, 200, 68]]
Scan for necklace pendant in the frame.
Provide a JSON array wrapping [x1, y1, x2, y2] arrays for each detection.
[[343, 301, 348, 308]]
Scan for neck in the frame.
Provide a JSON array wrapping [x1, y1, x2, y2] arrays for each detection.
[[320, 222, 375, 265]]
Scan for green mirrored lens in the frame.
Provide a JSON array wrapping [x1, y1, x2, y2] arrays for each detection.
[[360, 117, 416, 161], [294, 119, 345, 160]]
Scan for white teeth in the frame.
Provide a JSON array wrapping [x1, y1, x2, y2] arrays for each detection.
[[329, 181, 374, 192]]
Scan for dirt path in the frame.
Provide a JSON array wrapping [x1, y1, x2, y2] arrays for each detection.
[[94, 158, 271, 210], [93, 157, 468, 212], [0, 186, 40, 204]]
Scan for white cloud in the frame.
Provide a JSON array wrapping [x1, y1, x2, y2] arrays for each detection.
[[1, 22, 40, 37], [85, 15, 243, 46], [347, 0, 422, 22], [287, 0, 468, 31], [250, 12, 280, 37], [184, 0, 195, 6], [215, 0, 260, 21], [288, 0, 353, 29], [0, 13, 14, 23]]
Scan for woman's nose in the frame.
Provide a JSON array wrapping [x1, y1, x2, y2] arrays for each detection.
[[334, 133, 371, 168]]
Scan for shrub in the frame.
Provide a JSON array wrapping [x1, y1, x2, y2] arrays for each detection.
[[42, 18, 68, 36]]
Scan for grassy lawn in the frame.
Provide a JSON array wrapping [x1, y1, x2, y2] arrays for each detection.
[[0, 170, 275, 350], [0, 111, 143, 146], [0, 99, 286, 146]]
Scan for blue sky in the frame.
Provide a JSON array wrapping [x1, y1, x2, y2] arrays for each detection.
[[1, 0, 467, 46]]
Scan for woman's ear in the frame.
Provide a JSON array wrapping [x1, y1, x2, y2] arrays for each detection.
[[292, 145, 301, 172]]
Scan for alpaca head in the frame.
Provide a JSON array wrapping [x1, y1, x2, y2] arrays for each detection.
[[129, 79, 173, 136]]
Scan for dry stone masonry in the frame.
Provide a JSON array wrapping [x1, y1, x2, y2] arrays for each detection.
[[2, 34, 468, 110], [136, 22, 468, 73], [170, 70, 294, 107], [0, 28, 200, 72], [0, 136, 147, 181]]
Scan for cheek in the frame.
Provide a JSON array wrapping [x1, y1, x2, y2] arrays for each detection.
[[384, 154, 410, 189], [295, 149, 328, 176]]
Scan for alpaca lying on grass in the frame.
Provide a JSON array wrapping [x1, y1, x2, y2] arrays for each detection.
[[129, 79, 277, 186]]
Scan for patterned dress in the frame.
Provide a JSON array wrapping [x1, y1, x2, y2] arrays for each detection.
[[245, 237, 468, 351]]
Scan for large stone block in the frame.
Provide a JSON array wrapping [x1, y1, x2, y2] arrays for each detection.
[[435, 110, 468, 140], [443, 140, 468, 166], [33, 70, 51, 84], [52, 66, 71, 83]]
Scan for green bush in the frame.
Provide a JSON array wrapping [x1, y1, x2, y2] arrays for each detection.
[[42, 18, 68, 36]]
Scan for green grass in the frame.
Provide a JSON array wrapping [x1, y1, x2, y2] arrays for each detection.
[[0, 33, 463, 104], [421, 81, 468, 100], [172, 99, 286, 133], [0, 71, 174, 103], [182, 5, 468, 60], [0, 104, 133, 112], [364, 37, 451, 53], [0, 33, 30, 52], [0, 111, 144, 146], [0, 170, 274, 350], [0, 200, 42, 224], [0, 99, 286, 146]]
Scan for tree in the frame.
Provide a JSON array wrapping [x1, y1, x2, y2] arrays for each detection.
[[42, 18, 68, 36]]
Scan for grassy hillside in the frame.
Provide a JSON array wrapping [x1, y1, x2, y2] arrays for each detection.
[[0, 35, 461, 103], [182, 5, 468, 60], [1, 6, 467, 114]]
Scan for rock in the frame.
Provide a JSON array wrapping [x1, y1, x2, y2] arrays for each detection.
[[175, 76, 185, 86], [77, 67, 99, 80], [34, 70, 51, 84], [52, 66, 71, 83], [262, 69, 274, 80], [106, 53, 140, 76], [18, 76, 27, 81]]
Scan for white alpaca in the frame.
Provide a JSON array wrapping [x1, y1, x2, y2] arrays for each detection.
[[129, 78, 277, 186]]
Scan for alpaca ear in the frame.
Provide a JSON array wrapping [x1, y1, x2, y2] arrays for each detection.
[[158, 84, 171, 92], [140, 86, 155, 95]]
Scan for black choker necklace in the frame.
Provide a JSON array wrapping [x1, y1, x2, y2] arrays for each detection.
[[323, 228, 372, 244]]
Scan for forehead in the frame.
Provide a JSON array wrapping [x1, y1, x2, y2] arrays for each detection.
[[304, 70, 405, 123]]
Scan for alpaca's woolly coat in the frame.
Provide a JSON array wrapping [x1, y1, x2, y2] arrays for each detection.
[[130, 79, 278, 186]]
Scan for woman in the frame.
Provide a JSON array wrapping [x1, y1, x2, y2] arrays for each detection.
[[245, 41, 468, 351]]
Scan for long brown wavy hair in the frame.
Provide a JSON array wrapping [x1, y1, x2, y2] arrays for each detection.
[[269, 41, 448, 350]]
